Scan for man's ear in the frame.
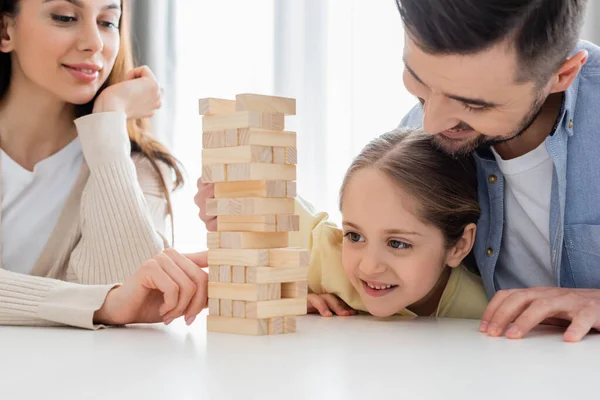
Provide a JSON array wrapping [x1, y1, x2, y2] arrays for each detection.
[[549, 50, 588, 94], [0, 14, 16, 53], [445, 223, 476, 268]]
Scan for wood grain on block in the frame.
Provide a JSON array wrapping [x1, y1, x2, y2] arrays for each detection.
[[282, 281, 308, 298], [232, 266, 246, 283], [284, 316, 296, 333], [220, 299, 233, 317], [276, 214, 300, 232], [214, 180, 286, 198], [238, 128, 296, 148], [207, 249, 269, 267], [273, 147, 285, 164], [227, 163, 296, 182], [208, 265, 220, 282], [207, 315, 286, 336], [198, 98, 236, 115], [206, 198, 295, 216], [268, 248, 310, 268], [245, 266, 308, 284], [217, 215, 277, 232], [219, 265, 231, 283], [208, 298, 220, 315], [201, 165, 226, 182], [219, 232, 289, 249], [269, 317, 285, 334], [208, 282, 281, 301], [202, 111, 284, 131], [202, 146, 273, 165], [202, 130, 226, 148], [245, 298, 307, 319], [225, 129, 238, 146], [285, 147, 297, 165], [207, 232, 220, 249], [232, 300, 246, 318], [236, 93, 296, 115], [286, 181, 297, 198]]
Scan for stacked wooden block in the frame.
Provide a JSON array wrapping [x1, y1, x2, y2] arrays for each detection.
[[200, 94, 309, 335]]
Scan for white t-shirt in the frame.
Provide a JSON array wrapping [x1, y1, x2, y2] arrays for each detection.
[[1, 138, 83, 274], [491, 141, 554, 289]]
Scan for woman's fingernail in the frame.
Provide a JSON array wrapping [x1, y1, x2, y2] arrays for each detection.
[[185, 315, 196, 326], [164, 318, 174, 325], [480, 321, 488, 332], [506, 326, 521, 338]]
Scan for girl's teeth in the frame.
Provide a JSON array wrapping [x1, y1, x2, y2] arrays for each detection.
[[367, 283, 393, 290]]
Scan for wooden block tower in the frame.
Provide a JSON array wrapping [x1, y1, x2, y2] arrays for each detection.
[[200, 93, 309, 335]]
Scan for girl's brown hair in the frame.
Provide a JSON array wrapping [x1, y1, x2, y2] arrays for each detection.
[[339, 127, 480, 247], [0, 0, 184, 241]]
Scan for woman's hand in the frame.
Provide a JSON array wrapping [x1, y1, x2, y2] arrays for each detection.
[[194, 177, 217, 231], [93, 66, 162, 119], [94, 249, 208, 326], [308, 293, 357, 317]]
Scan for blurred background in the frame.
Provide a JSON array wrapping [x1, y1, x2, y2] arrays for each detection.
[[128, 0, 600, 253]]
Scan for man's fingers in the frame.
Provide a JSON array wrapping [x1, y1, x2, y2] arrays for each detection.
[[564, 308, 598, 342], [505, 297, 565, 339], [480, 289, 513, 332], [485, 291, 535, 337]]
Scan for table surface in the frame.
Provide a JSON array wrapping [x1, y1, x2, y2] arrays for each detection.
[[1, 312, 598, 400]]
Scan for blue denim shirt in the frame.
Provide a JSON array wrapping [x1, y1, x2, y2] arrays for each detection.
[[400, 40, 600, 299]]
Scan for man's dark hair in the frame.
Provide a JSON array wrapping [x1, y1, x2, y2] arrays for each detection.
[[396, 0, 588, 84]]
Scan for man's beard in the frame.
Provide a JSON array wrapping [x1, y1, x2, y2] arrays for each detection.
[[431, 94, 547, 157]]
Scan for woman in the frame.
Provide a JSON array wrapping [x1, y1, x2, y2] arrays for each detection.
[[0, 0, 207, 329]]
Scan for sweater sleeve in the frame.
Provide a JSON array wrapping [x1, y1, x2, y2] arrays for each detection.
[[0, 269, 116, 329], [68, 112, 171, 285]]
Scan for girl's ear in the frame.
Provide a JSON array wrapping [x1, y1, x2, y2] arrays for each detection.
[[0, 15, 16, 53], [445, 223, 476, 268]]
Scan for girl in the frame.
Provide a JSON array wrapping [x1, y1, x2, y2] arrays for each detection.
[[197, 127, 488, 319], [297, 128, 487, 318], [0, 0, 207, 329]]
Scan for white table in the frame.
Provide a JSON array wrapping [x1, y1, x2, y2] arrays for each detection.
[[0, 312, 598, 400]]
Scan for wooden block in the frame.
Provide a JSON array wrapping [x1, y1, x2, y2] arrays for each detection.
[[276, 215, 299, 232], [219, 232, 289, 249], [236, 93, 296, 115], [202, 146, 273, 166], [206, 198, 295, 216], [227, 163, 296, 182], [220, 299, 233, 317], [202, 165, 226, 183], [232, 266, 246, 283], [207, 315, 286, 336], [269, 248, 310, 268], [219, 265, 231, 283], [232, 300, 246, 318], [282, 281, 308, 298], [208, 298, 220, 315], [245, 267, 308, 284], [208, 265, 220, 282], [208, 282, 281, 301], [285, 147, 297, 165], [202, 111, 284, 132], [238, 128, 296, 148], [286, 181, 297, 198], [202, 131, 226, 148], [208, 249, 269, 267], [284, 316, 296, 333], [207, 232, 220, 249], [199, 98, 236, 115], [245, 298, 306, 319], [225, 129, 238, 147], [273, 147, 285, 164], [218, 215, 277, 232], [214, 180, 286, 198]]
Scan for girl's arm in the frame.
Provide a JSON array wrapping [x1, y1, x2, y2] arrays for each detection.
[[67, 112, 170, 285]]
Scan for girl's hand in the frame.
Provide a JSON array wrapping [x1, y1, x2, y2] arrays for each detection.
[[93, 66, 162, 119], [94, 249, 208, 326], [308, 293, 357, 317]]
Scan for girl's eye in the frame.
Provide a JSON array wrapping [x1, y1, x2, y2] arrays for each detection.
[[389, 239, 411, 250], [344, 232, 364, 243], [52, 14, 77, 23]]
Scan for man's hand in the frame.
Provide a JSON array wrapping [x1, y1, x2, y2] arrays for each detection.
[[480, 287, 600, 342]]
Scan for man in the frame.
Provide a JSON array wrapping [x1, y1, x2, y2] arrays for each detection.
[[196, 0, 600, 342]]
